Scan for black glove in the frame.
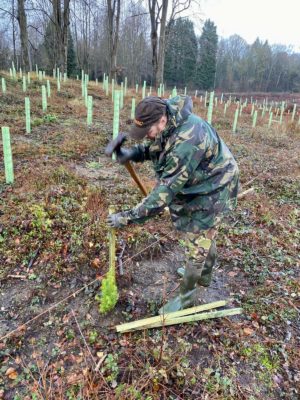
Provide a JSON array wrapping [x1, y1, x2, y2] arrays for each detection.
[[107, 211, 130, 228], [116, 146, 141, 165]]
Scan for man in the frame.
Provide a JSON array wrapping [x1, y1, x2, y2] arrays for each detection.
[[106, 95, 239, 314]]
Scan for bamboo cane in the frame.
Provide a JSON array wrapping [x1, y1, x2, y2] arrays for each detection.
[[117, 307, 242, 333], [116, 300, 227, 333]]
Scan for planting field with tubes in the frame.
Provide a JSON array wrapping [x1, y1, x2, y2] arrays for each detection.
[[0, 70, 299, 399]]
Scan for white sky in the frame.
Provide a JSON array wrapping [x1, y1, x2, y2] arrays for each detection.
[[191, 0, 300, 51]]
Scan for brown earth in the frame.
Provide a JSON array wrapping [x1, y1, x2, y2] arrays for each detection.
[[0, 72, 299, 399]]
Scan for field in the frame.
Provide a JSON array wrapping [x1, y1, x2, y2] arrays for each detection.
[[0, 73, 299, 399]]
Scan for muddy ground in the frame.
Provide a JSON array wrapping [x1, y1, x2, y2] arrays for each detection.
[[0, 74, 299, 399]]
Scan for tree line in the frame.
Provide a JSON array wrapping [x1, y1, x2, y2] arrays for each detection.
[[0, 0, 299, 93]]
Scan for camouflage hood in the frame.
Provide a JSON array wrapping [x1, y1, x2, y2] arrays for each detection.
[[166, 95, 193, 129]]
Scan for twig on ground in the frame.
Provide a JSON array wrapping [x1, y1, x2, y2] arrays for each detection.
[[71, 309, 97, 369], [237, 187, 255, 199]]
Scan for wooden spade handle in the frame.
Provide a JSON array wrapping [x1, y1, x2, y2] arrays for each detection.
[[124, 161, 148, 197]]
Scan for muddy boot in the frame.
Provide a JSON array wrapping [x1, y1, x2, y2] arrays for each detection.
[[177, 240, 217, 286], [158, 263, 202, 315], [198, 240, 217, 287]]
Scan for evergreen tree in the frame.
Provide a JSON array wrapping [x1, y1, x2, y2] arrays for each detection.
[[67, 30, 77, 77], [196, 19, 218, 90], [164, 18, 197, 88]]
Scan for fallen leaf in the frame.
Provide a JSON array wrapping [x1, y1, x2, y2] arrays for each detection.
[[91, 258, 101, 268], [243, 327, 254, 336], [5, 367, 18, 380]]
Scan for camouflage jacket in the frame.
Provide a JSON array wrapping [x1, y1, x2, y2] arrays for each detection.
[[123, 95, 239, 232]]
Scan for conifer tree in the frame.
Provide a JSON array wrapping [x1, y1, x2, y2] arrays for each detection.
[[196, 19, 218, 90], [164, 18, 197, 88], [67, 30, 77, 77]]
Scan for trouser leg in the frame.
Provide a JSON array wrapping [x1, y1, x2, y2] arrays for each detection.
[[159, 228, 217, 314]]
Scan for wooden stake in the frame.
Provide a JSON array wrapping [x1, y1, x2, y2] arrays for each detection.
[[116, 300, 227, 333]]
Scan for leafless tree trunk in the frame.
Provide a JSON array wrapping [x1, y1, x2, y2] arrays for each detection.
[[156, 0, 168, 85], [17, 0, 32, 71], [52, 0, 70, 73], [149, 0, 191, 87], [12, 0, 17, 66], [107, 0, 120, 80]]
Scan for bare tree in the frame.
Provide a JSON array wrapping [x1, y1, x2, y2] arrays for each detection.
[[148, 0, 192, 87], [17, 0, 32, 70], [107, 0, 121, 80], [51, 0, 70, 72]]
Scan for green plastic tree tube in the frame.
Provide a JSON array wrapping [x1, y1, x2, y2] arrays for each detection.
[[113, 91, 120, 139], [291, 104, 297, 122], [35, 64, 38, 76], [136, 84, 138, 94], [172, 87, 177, 98], [112, 90, 120, 161], [1, 127, 14, 184], [47, 80, 51, 97], [19, 68, 22, 78], [105, 78, 109, 96], [39, 71, 42, 81], [184, 87, 187, 95], [252, 110, 258, 128], [162, 84, 165, 96], [215, 97, 218, 107], [221, 93, 223, 103], [103, 73, 106, 89], [158, 87, 161, 97], [1, 78, 6, 94], [131, 97, 136, 119], [25, 97, 31, 133], [224, 103, 227, 116], [27, 72, 30, 85], [232, 107, 239, 133], [53, 69, 55, 78], [279, 107, 284, 124], [142, 81, 146, 99], [124, 77, 127, 96], [22, 76, 26, 92], [207, 91, 214, 124], [87, 95, 93, 126], [268, 112, 273, 128], [42, 85, 47, 112], [251, 104, 254, 116], [111, 79, 115, 102], [84, 85, 88, 108], [195, 90, 197, 98], [9, 68, 12, 78], [43, 71, 45, 79], [204, 91, 207, 107], [64, 73, 67, 82], [57, 77, 61, 92], [120, 82, 124, 109]]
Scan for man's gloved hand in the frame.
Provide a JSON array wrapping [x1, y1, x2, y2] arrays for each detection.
[[116, 146, 140, 165], [106, 211, 129, 228]]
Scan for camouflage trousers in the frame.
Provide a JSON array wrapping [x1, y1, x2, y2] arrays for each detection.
[[180, 227, 218, 290], [184, 228, 217, 263]]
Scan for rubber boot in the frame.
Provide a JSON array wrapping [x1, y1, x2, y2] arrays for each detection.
[[197, 240, 217, 287], [158, 263, 202, 314], [176, 240, 217, 287]]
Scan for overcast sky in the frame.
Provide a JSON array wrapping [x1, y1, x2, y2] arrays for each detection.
[[192, 0, 300, 51]]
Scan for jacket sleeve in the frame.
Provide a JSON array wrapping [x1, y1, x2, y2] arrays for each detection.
[[123, 139, 206, 224]]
